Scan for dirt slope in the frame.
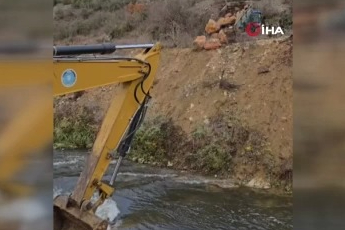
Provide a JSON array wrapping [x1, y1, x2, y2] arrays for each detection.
[[54, 37, 292, 189], [149, 37, 292, 157]]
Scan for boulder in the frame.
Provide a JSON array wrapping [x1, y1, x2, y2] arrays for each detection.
[[210, 33, 219, 39], [247, 177, 270, 189], [228, 16, 237, 25], [217, 15, 237, 27], [193, 36, 206, 50], [205, 19, 220, 34], [218, 29, 228, 44], [217, 17, 226, 26], [204, 38, 222, 50]]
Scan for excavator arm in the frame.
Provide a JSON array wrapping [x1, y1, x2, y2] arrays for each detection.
[[53, 43, 161, 230]]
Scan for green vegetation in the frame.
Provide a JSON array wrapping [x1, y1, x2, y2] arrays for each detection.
[[54, 105, 96, 149], [53, 106, 291, 190], [130, 116, 186, 165], [129, 114, 291, 190]]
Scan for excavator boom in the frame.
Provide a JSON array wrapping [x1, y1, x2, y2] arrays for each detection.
[[53, 43, 161, 230]]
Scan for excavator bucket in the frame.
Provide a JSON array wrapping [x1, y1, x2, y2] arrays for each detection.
[[54, 196, 109, 230]]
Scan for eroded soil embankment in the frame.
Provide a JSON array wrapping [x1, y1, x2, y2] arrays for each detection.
[[54, 37, 292, 191]]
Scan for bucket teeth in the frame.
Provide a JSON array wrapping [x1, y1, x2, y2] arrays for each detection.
[[54, 195, 109, 230]]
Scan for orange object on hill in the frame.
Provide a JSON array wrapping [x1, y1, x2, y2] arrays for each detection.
[[193, 36, 207, 50], [126, 3, 146, 14], [204, 38, 222, 50], [218, 30, 228, 44], [217, 16, 236, 27], [205, 19, 221, 35]]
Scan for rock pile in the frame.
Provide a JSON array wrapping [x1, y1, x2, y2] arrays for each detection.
[[193, 4, 250, 50]]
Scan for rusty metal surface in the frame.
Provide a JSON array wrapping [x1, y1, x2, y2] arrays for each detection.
[[54, 196, 109, 230]]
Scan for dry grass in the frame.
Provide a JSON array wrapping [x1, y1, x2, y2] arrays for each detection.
[[54, 0, 217, 47], [54, 0, 292, 45], [53, 3, 141, 42]]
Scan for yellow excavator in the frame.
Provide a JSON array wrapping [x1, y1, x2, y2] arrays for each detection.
[[53, 43, 161, 230], [0, 42, 161, 230]]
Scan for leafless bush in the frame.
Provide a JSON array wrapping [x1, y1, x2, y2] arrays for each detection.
[[54, 10, 108, 40], [71, 0, 133, 11], [54, 5, 143, 41], [54, 0, 218, 47], [251, 0, 292, 29], [253, 0, 283, 17], [143, 0, 211, 47]]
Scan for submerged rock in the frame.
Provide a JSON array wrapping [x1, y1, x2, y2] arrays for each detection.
[[247, 177, 271, 189]]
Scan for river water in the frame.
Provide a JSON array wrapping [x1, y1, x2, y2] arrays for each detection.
[[53, 151, 292, 230]]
